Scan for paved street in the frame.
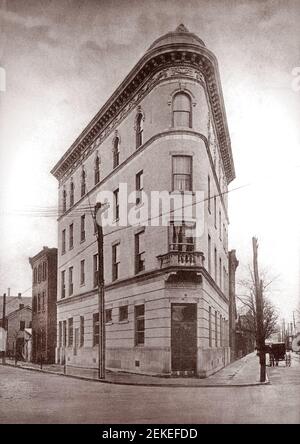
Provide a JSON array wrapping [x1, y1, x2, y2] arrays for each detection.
[[0, 354, 299, 424]]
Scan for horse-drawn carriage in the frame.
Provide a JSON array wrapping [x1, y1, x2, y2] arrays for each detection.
[[266, 342, 291, 367]]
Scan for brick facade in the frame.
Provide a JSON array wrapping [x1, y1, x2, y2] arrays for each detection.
[[29, 247, 57, 363]]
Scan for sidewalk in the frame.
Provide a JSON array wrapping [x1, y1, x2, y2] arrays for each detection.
[[3, 352, 268, 387]]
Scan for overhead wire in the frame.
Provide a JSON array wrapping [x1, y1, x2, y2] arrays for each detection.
[[1, 183, 248, 220]]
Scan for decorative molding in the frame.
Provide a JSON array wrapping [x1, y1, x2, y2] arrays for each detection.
[[51, 48, 235, 185], [168, 85, 197, 108]]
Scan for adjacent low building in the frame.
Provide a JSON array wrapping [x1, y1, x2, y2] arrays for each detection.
[[6, 304, 32, 359], [51, 25, 236, 377], [0, 293, 32, 315]]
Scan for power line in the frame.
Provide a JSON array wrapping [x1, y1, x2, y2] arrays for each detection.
[[57, 183, 248, 269], [0, 183, 249, 219], [101, 183, 249, 238]]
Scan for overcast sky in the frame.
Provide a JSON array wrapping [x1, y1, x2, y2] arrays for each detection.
[[0, 0, 299, 323]]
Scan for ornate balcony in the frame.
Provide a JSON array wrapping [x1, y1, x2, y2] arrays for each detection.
[[157, 251, 205, 269]]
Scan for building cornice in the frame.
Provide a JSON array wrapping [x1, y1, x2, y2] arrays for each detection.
[[29, 247, 58, 267], [51, 41, 235, 184], [56, 266, 228, 306]]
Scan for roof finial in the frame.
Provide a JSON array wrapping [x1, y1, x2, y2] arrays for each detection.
[[176, 24, 189, 33]]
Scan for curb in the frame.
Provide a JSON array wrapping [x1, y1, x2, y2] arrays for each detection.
[[1, 363, 270, 388]]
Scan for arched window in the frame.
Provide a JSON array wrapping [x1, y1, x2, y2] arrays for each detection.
[[94, 155, 100, 184], [70, 180, 74, 207], [172, 92, 192, 128], [62, 189, 67, 212], [136, 113, 144, 148], [81, 169, 86, 197], [113, 137, 120, 168]]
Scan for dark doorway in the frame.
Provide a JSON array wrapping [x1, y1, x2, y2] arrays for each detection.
[[171, 303, 197, 375], [16, 338, 25, 361]]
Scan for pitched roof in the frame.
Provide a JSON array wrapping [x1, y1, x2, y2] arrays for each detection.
[[7, 305, 32, 319], [0, 296, 32, 316]]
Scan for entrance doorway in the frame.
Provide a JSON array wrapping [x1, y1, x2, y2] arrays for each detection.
[[171, 303, 197, 375]]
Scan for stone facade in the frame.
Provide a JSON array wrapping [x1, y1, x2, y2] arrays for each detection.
[[51, 25, 236, 377], [29, 247, 58, 363]]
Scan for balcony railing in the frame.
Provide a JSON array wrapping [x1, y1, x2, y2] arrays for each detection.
[[157, 251, 205, 269]]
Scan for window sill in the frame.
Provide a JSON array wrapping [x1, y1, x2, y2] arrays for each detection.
[[80, 283, 85, 287], [80, 239, 86, 244], [169, 125, 193, 130], [135, 270, 145, 276], [170, 190, 194, 195], [105, 322, 113, 326], [69, 246, 74, 251], [119, 320, 129, 324]]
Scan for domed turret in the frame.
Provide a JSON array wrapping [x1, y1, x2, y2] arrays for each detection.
[[148, 24, 205, 52]]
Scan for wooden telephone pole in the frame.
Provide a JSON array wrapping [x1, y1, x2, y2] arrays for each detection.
[[1, 293, 6, 364], [252, 237, 266, 382], [95, 203, 106, 379]]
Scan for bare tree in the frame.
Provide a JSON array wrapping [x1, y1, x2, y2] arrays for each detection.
[[237, 265, 279, 344]]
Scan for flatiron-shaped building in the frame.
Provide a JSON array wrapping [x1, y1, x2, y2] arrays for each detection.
[[51, 25, 236, 377]]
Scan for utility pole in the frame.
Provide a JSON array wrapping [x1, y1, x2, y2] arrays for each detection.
[[1, 293, 6, 364], [293, 311, 296, 331], [252, 237, 266, 382], [40, 328, 43, 370], [282, 318, 286, 343], [95, 203, 106, 379]]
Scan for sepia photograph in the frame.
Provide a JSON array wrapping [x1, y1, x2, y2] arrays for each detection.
[[0, 0, 299, 427]]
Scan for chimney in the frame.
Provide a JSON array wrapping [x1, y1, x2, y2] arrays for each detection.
[[8, 288, 11, 297]]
